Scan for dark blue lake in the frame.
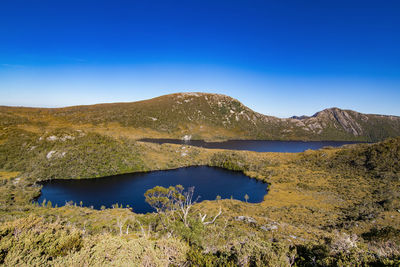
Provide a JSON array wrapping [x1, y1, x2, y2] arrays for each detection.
[[37, 166, 267, 213], [139, 139, 361, 153]]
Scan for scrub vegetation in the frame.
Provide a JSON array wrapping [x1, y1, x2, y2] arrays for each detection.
[[1, 92, 400, 142], [1, 94, 400, 265]]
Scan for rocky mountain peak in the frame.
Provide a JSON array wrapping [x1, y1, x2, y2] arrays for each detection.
[[311, 108, 363, 136]]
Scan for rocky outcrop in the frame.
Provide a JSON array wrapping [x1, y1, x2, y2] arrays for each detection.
[[311, 108, 363, 136], [2, 92, 400, 142]]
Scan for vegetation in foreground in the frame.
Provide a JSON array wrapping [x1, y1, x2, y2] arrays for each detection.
[[0, 123, 399, 266]]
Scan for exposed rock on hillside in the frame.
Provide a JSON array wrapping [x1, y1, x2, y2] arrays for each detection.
[[1, 92, 399, 142]]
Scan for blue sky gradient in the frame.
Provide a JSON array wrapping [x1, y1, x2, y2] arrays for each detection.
[[1, 0, 399, 117]]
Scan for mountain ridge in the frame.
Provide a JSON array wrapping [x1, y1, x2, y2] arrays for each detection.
[[1, 93, 398, 119], [1, 92, 400, 142]]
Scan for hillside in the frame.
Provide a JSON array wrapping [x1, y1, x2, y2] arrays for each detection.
[[1, 92, 400, 142], [0, 96, 399, 264], [0, 124, 399, 265]]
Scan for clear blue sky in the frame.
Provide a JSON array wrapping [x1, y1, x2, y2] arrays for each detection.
[[1, 0, 399, 117]]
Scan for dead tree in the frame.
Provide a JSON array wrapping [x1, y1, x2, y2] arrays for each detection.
[[116, 217, 127, 236], [199, 207, 222, 225], [176, 186, 199, 227]]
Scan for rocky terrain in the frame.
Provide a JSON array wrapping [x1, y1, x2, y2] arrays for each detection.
[[1, 92, 399, 142], [1, 95, 400, 265]]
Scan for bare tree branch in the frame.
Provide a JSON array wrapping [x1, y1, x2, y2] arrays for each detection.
[[202, 207, 222, 225]]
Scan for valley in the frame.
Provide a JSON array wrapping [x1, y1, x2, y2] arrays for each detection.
[[0, 94, 399, 265]]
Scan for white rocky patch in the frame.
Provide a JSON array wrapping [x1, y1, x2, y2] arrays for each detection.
[[307, 122, 323, 132], [260, 223, 279, 231], [294, 120, 305, 127], [182, 135, 192, 141], [47, 151, 56, 159], [47, 136, 58, 141], [47, 135, 75, 142], [60, 135, 75, 141], [75, 130, 86, 137], [181, 92, 199, 97]]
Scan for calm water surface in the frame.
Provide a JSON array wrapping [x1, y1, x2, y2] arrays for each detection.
[[37, 166, 267, 213], [140, 139, 360, 152]]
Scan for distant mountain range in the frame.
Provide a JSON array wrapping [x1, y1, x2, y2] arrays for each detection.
[[1, 92, 400, 142]]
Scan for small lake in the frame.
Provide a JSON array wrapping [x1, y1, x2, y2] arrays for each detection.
[[37, 166, 267, 213], [139, 139, 360, 153]]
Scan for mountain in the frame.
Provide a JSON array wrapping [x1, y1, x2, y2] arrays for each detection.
[[1, 92, 400, 142]]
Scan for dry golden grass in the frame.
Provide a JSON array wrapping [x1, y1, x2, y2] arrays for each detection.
[[1, 122, 399, 260], [0, 171, 20, 180]]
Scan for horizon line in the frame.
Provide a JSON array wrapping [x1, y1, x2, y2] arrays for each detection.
[[1, 92, 399, 119]]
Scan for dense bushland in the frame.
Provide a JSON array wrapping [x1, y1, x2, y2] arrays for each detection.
[[0, 125, 400, 265], [0, 129, 146, 180]]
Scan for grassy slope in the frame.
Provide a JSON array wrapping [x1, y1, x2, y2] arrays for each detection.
[[2, 92, 400, 142], [0, 121, 399, 265], [1, 93, 400, 265]]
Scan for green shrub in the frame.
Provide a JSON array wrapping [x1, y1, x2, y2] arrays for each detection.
[[362, 226, 400, 243], [0, 215, 83, 265]]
